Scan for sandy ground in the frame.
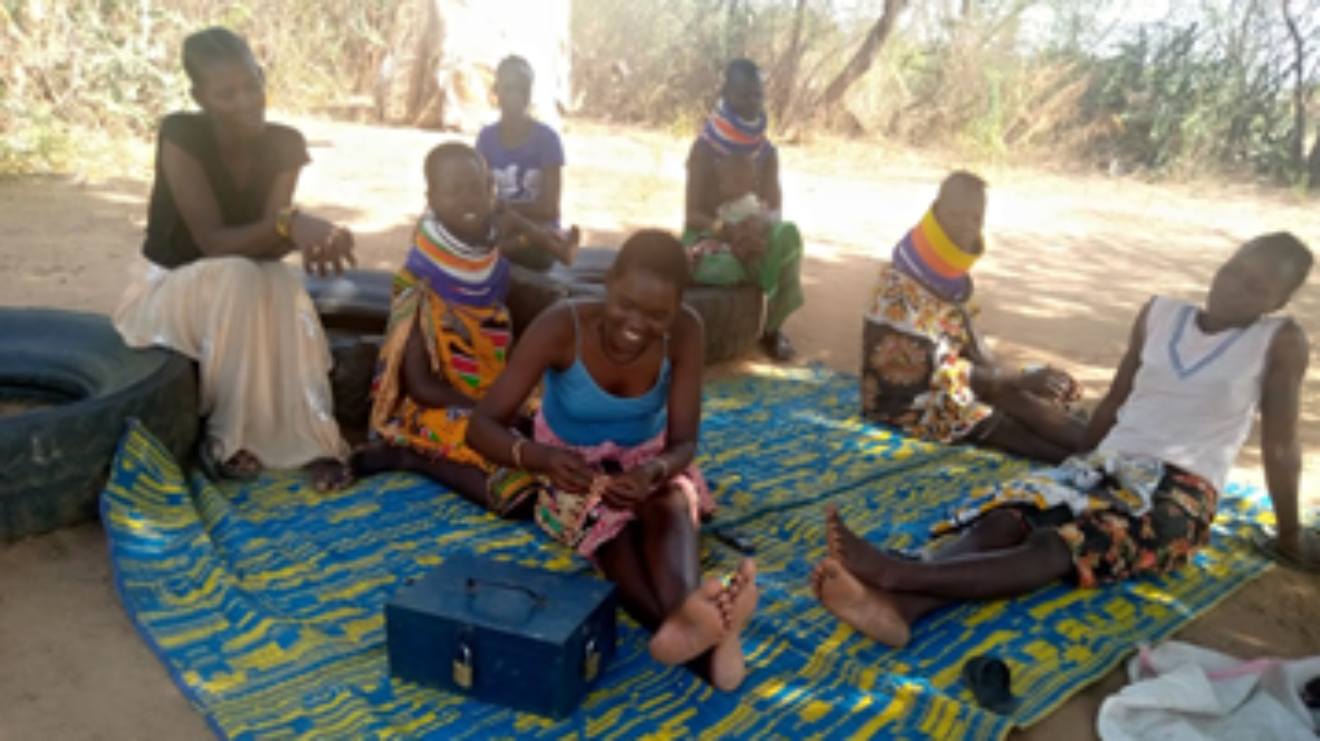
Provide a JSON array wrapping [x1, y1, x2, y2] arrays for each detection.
[[1, 116, 1318, 739]]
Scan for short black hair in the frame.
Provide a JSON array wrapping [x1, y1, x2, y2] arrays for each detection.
[[939, 169, 988, 196], [496, 55, 534, 86], [182, 27, 256, 87], [608, 229, 691, 292], [424, 141, 484, 189], [1247, 231, 1313, 295], [724, 58, 761, 87]]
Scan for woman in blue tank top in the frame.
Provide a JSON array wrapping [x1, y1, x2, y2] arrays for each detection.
[[468, 230, 758, 691]]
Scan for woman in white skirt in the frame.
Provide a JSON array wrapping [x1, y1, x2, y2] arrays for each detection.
[[114, 27, 353, 489]]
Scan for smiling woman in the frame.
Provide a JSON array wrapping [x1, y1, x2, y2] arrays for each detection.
[[465, 229, 759, 692]]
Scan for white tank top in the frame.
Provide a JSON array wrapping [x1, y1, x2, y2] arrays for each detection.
[[1098, 296, 1285, 491]]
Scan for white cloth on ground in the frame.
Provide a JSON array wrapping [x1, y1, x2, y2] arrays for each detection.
[[1097, 640, 1320, 740]]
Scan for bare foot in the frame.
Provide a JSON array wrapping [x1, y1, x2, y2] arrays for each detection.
[[811, 558, 911, 648], [710, 559, 758, 691], [224, 450, 263, 478], [200, 441, 262, 481], [556, 225, 581, 266], [826, 505, 896, 589], [649, 577, 726, 666], [306, 458, 353, 493], [709, 631, 746, 692], [718, 559, 759, 632]]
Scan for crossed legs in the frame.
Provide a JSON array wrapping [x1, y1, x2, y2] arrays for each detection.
[[813, 506, 1074, 647]]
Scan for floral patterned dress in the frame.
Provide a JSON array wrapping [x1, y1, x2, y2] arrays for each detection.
[[861, 264, 993, 443], [933, 452, 1219, 588]]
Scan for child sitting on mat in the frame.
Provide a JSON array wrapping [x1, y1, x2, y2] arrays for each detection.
[[350, 142, 578, 516], [819, 232, 1316, 648]]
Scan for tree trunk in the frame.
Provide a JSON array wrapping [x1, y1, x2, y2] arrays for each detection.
[[1281, 0, 1307, 170], [1308, 128, 1320, 189], [725, 0, 746, 59], [814, 0, 908, 115], [770, 0, 809, 125]]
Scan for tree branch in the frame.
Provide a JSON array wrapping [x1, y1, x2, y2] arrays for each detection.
[[813, 0, 909, 115], [769, 0, 809, 124]]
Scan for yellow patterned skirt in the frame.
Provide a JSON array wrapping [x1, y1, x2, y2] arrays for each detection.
[[368, 271, 538, 514]]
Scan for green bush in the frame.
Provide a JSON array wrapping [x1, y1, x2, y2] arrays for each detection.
[[1081, 21, 1297, 179]]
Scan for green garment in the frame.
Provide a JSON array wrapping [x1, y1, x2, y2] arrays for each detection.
[[683, 221, 804, 332]]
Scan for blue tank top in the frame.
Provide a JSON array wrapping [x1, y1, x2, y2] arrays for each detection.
[[541, 302, 670, 447]]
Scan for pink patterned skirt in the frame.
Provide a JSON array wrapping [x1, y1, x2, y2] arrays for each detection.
[[531, 411, 714, 558]]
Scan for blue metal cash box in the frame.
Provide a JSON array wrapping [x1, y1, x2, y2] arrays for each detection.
[[385, 554, 617, 718]]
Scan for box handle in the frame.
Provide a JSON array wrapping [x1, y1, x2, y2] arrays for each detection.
[[464, 577, 547, 604], [465, 577, 546, 625]]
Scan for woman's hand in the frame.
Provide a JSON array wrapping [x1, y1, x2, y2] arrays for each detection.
[[532, 445, 594, 493], [292, 212, 356, 277], [600, 462, 663, 511], [1014, 365, 1079, 403]]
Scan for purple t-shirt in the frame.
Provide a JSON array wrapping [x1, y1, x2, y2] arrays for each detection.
[[475, 121, 565, 207]]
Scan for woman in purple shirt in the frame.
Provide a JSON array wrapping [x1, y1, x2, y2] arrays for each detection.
[[475, 56, 569, 270]]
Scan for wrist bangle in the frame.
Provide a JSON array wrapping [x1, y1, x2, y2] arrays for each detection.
[[275, 206, 298, 240], [511, 438, 527, 470]]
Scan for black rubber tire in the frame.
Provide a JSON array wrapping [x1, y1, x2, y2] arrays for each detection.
[[682, 283, 765, 364], [0, 308, 199, 541], [301, 271, 390, 432], [326, 331, 382, 432], [304, 269, 393, 336]]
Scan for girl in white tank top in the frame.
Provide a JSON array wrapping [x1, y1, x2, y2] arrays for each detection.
[[1099, 295, 1286, 492]]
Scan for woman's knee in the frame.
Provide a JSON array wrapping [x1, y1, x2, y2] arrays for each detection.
[[638, 484, 691, 523], [204, 256, 266, 284], [973, 508, 1028, 545], [1026, 528, 1074, 571]]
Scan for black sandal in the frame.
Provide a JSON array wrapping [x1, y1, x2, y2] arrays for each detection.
[[962, 654, 1020, 715]]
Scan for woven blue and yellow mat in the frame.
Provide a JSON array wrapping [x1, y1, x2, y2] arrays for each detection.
[[102, 368, 1273, 739]]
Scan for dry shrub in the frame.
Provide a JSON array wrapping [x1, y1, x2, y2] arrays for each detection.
[[1, 0, 392, 175]]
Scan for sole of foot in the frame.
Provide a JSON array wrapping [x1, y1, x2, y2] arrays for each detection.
[[812, 557, 910, 649], [711, 559, 759, 691], [649, 577, 727, 666]]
